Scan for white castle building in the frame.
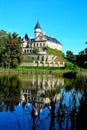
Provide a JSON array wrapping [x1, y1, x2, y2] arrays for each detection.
[[20, 22, 62, 54]]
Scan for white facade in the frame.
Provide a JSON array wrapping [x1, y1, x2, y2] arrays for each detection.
[[22, 22, 62, 54], [46, 41, 62, 50]]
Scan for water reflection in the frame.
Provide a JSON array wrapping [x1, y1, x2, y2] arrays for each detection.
[[20, 74, 64, 101], [21, 74, 64, 89], [0, 75, 22, 112], [0, 74, 87, 130], [20, 74, 64, 119]]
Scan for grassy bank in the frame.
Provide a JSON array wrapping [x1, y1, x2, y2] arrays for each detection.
[[0, 66, 72, 75], [0, 65, 86, 76], [17, 66, 68, 75]]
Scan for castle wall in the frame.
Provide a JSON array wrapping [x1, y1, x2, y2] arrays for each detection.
[[20, 61, 65, 67], [46, 41, 62, 50]]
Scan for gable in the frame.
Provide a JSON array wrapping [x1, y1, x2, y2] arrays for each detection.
[[35, 33, 47, 41]]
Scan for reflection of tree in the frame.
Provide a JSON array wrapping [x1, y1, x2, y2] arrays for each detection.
[[20, 102, 41, 130], [0, 101, 6, 112], [49, 98, 55, 130], [0, 75, 87, 130], [64, 76, 87, 130], [0, 75, 22, 111], [76, 76, 87, 130], [55, 88, 80, 130], [13, 76, 87, 129], [43, 76, 86, 130]]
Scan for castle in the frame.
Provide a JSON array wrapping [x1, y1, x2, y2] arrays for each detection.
[[20, 22, 62, 54]]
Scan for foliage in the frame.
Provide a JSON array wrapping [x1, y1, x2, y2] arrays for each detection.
[[65, 60, 75, 70], [66, 48, 87, 69], [76, 48, 87, 69], [66, 50, 76, 64], [0, 30, 8, 64], [17, 66, 65, 71], [33, 47, 39, 54], [0, 75, 22, 111], [0, 31, 23, 68], [44, 46, 63, 57]]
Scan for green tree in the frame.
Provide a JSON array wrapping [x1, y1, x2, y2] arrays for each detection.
[[66, 50, 74, 59], [6, 32, 23, 68], [66, 50, 76, 65], [0, 30, 8, 66], [76, 48, 87, 69], [0, 31, 23, 68], [85, 48, 87, 55], [79, 51, 85, 56], [33, 47, 39, 54]]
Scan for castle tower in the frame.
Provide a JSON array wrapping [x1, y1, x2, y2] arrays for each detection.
[[34, 22, 41, 38]]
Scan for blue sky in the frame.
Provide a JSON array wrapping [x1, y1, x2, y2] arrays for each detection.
[[0, 0, 87, 54]]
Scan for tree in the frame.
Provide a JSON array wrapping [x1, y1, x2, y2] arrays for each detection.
[[0, 30, 8, 66], [76, 49, 87, 69], [0, 31, 23, 68], [79, 51, 85, 56], [66, 50, 74, 59], [84, 48, 87, 55], [66, 50, 76, 64], [6, 32, 23, 68], [85, 42, 87, 44], [33, 48, 39, 54]]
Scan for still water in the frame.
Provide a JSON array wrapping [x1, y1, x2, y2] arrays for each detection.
[[0, 73, 87, 130]]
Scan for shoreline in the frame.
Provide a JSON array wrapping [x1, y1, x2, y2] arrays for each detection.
[[0, 67, 86, 77]]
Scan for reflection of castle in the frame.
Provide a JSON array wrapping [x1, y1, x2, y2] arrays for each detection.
[[20, 75, 64, 109], [21, 75, 64, 95], [31, 74, 64, 89], [20, 87, 60, 114], [21, 88, 45, 113]]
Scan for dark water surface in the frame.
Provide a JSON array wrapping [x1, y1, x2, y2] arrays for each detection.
[[0, 74, 87, 130]]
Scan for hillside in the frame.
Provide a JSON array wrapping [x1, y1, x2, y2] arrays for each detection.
[[44, 46, 62, 57], [23, 46, 65, 63]]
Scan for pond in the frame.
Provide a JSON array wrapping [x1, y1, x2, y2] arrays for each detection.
[[0, 73, 87, 130]]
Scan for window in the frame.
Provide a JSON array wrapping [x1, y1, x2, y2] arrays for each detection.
[[27, 50, 29, 53], [30, 44, 32, 47], [24, 50, 26, 53], [43, 43, 45, 46], [40, 43, 42, 47], [40, 36, 42, 40], [60, 62, 63, 65]]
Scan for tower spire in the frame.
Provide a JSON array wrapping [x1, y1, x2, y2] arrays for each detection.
[[34, 21, 41, 29], [34, 21, 41, 38]]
